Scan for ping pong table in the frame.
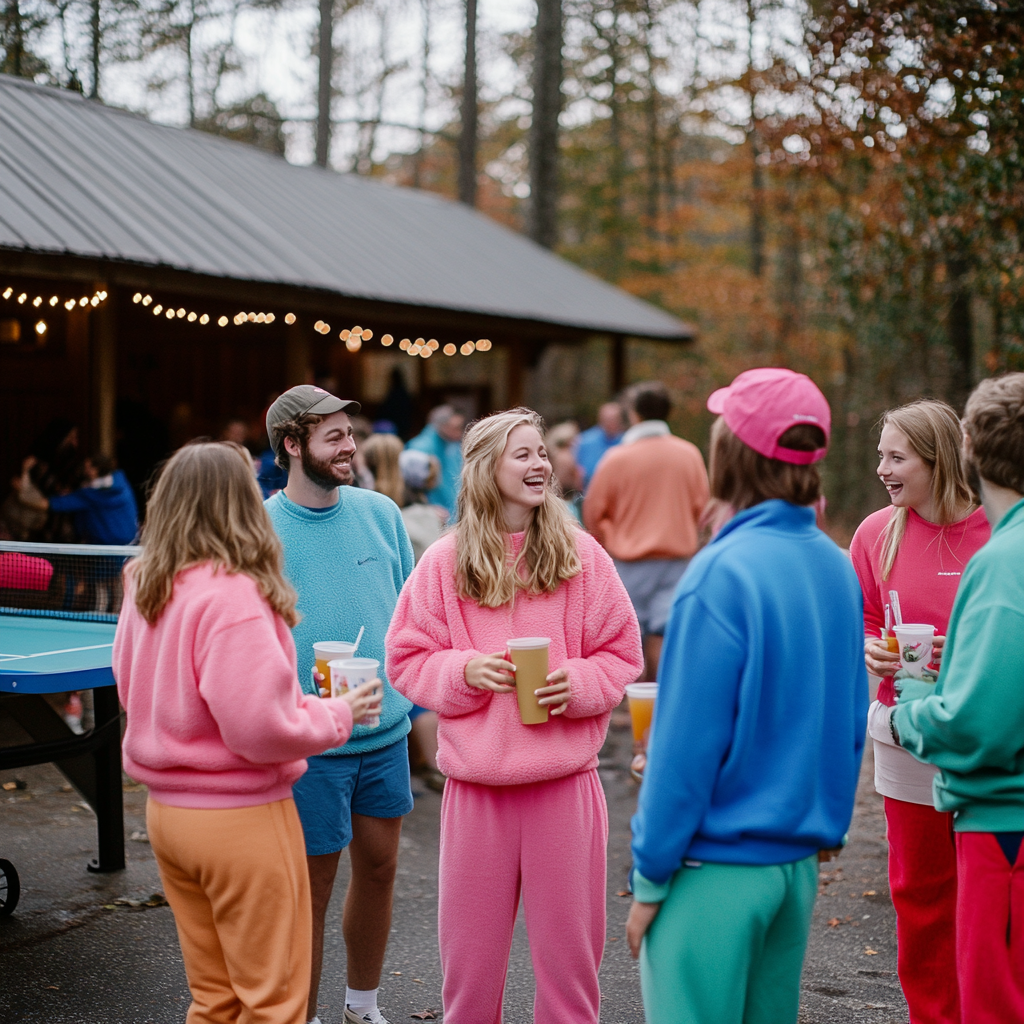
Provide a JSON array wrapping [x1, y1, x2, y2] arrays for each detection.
[[1, 601, 126, 877]]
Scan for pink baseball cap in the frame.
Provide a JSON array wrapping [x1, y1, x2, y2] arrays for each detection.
[[706, 368, 830, 465]]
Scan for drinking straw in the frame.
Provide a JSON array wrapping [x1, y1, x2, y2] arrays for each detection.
[[883, 604, 891, 640], [889, 591, 903, 627], [353, 625, 365, 654]]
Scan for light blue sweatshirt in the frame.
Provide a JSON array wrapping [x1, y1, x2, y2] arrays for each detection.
[[265, 487, 415, 756], [631, 500, 867, 898]]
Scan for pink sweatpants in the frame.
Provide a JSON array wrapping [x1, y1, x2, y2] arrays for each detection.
[[438, 769, 608, 1024]]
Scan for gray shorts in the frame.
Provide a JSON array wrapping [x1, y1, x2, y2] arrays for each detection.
[[614, 558, 690, 636]]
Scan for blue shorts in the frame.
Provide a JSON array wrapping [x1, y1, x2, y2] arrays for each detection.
[[292, 739, 414, 856]]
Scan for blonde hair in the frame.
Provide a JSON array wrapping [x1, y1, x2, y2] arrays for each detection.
[[362, 433, 405, 505], [877, 400, 975, 580], [456, 408, 582, 607], [129, 442, 299, 626]]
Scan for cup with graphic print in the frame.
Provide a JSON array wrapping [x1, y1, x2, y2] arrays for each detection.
[[313, 641, 357, 696], [337, 658, 382, 726], [507, 637, 551, 725], [893, 624, 936, 679]]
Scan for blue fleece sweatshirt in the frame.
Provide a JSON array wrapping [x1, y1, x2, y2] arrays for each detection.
[[48, 470, 138, 544], [631, 500, 867, 896], [265, 487, 415, 756]]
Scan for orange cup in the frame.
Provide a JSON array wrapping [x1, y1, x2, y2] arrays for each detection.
[[625, 682, 658, 747]]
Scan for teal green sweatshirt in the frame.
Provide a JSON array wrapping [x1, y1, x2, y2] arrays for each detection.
[[894, 498, 1024, 832], [265, 488, 415, 756]]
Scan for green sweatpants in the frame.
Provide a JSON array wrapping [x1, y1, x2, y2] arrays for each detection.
[[638, 855, 818, 1024]]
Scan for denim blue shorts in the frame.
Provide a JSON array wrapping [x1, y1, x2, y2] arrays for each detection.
[[292, 739, 414, 856]]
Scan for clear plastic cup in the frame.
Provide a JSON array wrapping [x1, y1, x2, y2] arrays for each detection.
[[625, 682, 658, 746], [507, 637, 551, 725], [313, 641, 357, 694]]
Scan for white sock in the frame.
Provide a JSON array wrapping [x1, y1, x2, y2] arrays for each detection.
[[346, 987, 379, 1014]]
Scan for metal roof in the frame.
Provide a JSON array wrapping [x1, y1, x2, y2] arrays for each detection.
[[0, 75, 691, 340]]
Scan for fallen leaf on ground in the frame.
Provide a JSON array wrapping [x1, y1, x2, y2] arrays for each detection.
[[862, 890, 877, 896], [410, 1011, 437, 1020], [616, 890, 631, 897], [864, 948, 879, 956], [827, 918, 841, 927], [390, 971, 402, 976]]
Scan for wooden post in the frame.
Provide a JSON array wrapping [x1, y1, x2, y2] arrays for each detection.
[[611, 333, 626, 395], [93, 285, 116, 457], [506, 339, 524, 408]]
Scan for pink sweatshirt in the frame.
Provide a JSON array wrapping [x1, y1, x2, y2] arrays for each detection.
[[850, 506, 990, 706], [113, 563, 354, 809], [385, 529, 643, 786]]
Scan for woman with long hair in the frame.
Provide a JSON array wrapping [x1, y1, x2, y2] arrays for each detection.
[[386, 408, 643, 1024], [850, 400, 990, 1024], [113, 442, 381, 1024]]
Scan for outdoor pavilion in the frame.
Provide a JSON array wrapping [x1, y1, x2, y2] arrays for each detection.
[[0, 73, 692, 493]]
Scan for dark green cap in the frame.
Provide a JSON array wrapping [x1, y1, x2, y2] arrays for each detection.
[[266, 385, 361, 458]]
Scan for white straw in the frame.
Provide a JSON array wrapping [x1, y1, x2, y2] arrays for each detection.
[[353, 625, 365, 654]]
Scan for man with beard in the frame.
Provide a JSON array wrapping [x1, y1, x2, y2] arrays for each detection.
[[264, 386, 415, 1024]]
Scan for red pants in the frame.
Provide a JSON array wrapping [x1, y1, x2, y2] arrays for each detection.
[[884, 798, 959, 1023], [956, 831, 1024, 1024], [438, 770, 608, 1024]]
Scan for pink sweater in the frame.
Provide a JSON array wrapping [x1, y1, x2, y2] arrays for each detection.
[[113, 563, 354, 808], [850, 506, 990, 706], [385, 529, 643, 786]]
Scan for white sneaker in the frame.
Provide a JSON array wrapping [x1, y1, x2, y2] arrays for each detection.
[[343, 1008, 391, 1024]]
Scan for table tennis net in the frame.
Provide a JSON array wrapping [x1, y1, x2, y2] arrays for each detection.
[[0, 541, 140, 623]]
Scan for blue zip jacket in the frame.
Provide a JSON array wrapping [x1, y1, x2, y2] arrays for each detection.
[[48, 470, 139, 545], [631, 500, 867, 892]]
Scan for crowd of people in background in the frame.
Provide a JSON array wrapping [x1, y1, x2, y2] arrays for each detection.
[[5, 367, 1024, 1024]]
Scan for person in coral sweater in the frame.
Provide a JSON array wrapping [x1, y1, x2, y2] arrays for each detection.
[[850, 400, 989, 1024], [386, 407, 643, 1024], [113, 442, 381, 1024], [583, 380, 709, 681]]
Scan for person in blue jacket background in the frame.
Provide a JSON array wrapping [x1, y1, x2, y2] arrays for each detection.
[[627, 368, 867, 1024]]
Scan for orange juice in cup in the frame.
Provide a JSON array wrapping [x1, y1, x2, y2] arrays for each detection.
[[313, 642, 356, 693], [625, 683, 658, 747]]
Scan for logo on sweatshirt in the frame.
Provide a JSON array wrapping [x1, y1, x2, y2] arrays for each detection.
[[357, 556, 378, 566], [937, 571, 962, 576]]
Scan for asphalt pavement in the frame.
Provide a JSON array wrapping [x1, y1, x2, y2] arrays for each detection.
[[1, 711, 908, 1024]]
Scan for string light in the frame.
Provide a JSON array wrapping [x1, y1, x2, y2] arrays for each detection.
[[443, 343, 456, 356], [476, 339, 492, 351], [2, 288, 11, 299], [32, 296, 42, 307], [381, 334, 394, 346], [399, 338, 411, 351], [35, 320, 47, 336], [285, 313, 296, 324], [64, 299, 75, 310], [17, 293, 27, 303], [49, 296, 58, 306], [461, 341, 475, 355], [218, 316, 229, 327]]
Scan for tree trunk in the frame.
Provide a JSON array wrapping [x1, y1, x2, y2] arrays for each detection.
[[458, 0, 478, 206], [529, 0, 563, 249], [315, 0, 333, 168], [947, 256, 973, 408], [747, 0, 764, 277], [89, 0, 100, 98]]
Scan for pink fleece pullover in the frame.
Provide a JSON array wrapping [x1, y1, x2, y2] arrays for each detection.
[[113, 563, 354, 809], [385, 529, 643, 786]]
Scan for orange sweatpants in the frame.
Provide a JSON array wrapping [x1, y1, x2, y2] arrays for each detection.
[[147, 797, 312, 1024]]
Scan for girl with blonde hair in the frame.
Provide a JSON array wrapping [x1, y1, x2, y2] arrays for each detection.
[[386, 408, 643, 1024], [113, 442, 381, 1024], [850, 399, 989, 1024]]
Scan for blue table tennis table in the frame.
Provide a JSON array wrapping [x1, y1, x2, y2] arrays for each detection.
[[0, 611, 125, 876]]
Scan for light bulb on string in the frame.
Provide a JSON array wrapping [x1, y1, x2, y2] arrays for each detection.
[[409, 343, 422, 356], [341, 329, 350, 341], [199, 314, 209, 325], [187, 312, 197, 322], [346, 337, 362, 352], [381, 334, 394, 346], [284, 313, 296, 325], [399, 338, 411, 351], [49, 296, 58, 306], [90, 296, 99, 307], [460, 342, 475, 355], [32, 296, 42, 307], [476, 339, 492, 352], [218, 316, 228, 327], [65, 299, 76, 310], [2, 288, 12, 299], [419, 347, 432, 358], [363, 329, 373, 341], [165, 309, 175, 319], [176, 308, 185, 318], [142, 295, 152, 306], [427, 339, 439, 351], [35, 320, 47, 336], [153, 304, 163, 315], [17, 293, 27, 303], [247, 312, 257, 323], [79, 297, 88, 307], [443, 343, 456, 356]]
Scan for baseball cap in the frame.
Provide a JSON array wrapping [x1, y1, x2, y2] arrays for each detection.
[[399, 448, 434, 490], [706, 368, 830, 465], [266, 385, 361, 458]]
